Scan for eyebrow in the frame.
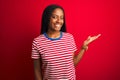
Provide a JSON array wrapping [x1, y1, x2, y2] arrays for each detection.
[[51, 14, 64, 16]]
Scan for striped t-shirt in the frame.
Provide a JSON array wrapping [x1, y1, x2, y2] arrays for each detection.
[[31, 32, 77, 80]]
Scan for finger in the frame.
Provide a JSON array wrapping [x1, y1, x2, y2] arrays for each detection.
[[96, 34, 101, 38], [93, 34, 101, 40], [87, 36, 91, 41], [86, 46, 88, 51]]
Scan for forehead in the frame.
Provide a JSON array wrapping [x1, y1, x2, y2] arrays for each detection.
[[52, 8, 64, 15]]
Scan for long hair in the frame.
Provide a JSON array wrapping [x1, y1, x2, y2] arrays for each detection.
[[40, 4, 66, 34]]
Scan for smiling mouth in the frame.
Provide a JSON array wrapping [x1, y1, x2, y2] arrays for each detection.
[[55, 24, 61, 27]]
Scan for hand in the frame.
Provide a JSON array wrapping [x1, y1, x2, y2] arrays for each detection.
[[82, 34, 101, 50]]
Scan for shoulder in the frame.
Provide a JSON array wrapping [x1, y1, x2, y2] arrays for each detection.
[[62, 32, 74, 38], [33, 34, 44, 43]]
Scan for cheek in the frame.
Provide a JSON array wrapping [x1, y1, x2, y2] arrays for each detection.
[[49, 19, 54, 26], [61, 20, 64, 25], [62, 20, 64, 24], [50, 19, 56, 24]]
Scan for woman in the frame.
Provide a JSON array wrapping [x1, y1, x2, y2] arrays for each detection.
[[31, 4, 101, 80]]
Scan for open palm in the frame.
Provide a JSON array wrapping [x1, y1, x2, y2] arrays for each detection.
[[83, 34, 101, 46]]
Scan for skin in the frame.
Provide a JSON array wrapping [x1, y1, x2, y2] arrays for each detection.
[[34, 58, 43, 80], [33, 8, 101, 80], [47, 8, 64, 38]]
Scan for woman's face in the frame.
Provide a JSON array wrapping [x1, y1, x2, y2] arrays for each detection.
[[48, 8, 64, 32]]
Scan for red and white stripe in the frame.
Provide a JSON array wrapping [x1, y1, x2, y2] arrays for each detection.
[[32, 32, 77, 80]]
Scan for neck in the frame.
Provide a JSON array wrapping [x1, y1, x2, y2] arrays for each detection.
[[46, 30, 61, 38]]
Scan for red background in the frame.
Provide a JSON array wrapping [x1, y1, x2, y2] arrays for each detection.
[[0, 0, 120, 80]]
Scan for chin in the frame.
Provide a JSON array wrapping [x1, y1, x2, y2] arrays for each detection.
[[54, 28, 61, 32], [54, 30, 61, 32]]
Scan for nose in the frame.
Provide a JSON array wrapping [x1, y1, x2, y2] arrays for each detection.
[[56, 17, 61, 23]]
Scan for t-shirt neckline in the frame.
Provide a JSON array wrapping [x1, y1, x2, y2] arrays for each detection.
[[43, 32, 63, 41]]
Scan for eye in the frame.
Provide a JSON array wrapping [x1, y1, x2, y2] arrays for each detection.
[[51, 15, 57, 19], [60, 16, 64, 20]]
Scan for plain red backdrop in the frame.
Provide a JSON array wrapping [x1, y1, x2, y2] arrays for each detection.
[[0, 0, 120, 80]]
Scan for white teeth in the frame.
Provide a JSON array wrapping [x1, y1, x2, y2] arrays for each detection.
[[55, 24, 61, 27]]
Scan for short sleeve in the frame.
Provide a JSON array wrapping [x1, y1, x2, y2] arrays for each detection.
[[70, 34, 77, 52], [31, 39, 40, 59]]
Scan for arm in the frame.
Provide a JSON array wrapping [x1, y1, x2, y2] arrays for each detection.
[[33, 58, 43, 80], [73, 45, 87, 66], [73, 34, 101, 66]]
